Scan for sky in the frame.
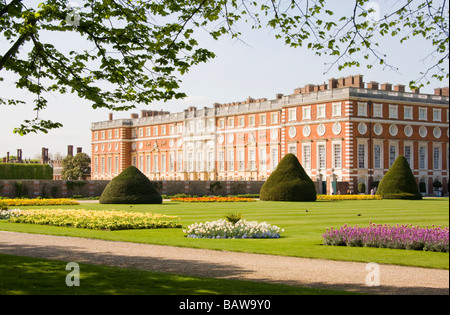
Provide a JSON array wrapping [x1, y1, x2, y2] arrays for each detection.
[[0, 0, 448, 160]]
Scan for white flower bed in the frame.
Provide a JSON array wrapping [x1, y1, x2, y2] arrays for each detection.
[[184, 219, 284, 239], [0, 209, 22, 220]]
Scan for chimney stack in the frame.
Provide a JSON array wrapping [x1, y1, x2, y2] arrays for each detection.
[[394, 85, 406, 93], [367, 81, 379, 90], [381, 83, 392, 91], [77, 147, 82, 154], [109, 113, 113, 120], [68, 145, 73, 157]]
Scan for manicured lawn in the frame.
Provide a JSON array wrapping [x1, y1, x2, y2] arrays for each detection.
[[0, 254, 354, 295], [0, 198, 448, 269]]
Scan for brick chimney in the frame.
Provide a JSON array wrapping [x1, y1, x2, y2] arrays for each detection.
[[381, 83, 392, 91], [411, 88, 420, 94], [77, 147, 82, 154], [305, 84, 315, 93], [130, 113, 139, 119], [328, 78, 337, 90], [353, 75, 365, 88], [435, 87, 449, 96], [394, 85, 406, 93], [275, 93, 284, 99], [345, 76, 353, 86], [109, 113, 113, 120], [68, 145, 73, 157], [367, 81, 379, 90]]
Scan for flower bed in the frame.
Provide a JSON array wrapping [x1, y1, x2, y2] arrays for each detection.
[[0, 198, 79, 206], [322, 223, 449, 252], [317, 195, 382, 201], [184, 219, 283, 239], [171, 197, 256, 202], [7, 209, 182, 231]]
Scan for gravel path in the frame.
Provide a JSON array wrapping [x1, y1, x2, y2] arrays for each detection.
[[0, 231, 448, 295]]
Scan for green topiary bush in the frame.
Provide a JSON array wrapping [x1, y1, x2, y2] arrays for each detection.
[[99, 166, 162, 204], [260, 153, 316, 202], [376, 155, 422, 200]]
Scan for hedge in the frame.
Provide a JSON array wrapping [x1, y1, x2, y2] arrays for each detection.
[[99, 166, 162, 204], [376, 156, 422, 200], [260, 153, 316, 202], [0, 163, 53, 180]]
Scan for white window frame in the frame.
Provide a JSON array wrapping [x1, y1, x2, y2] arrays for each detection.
[[419, 107, 427, 121], [249, 115, 256, 126], [389, 105, 398, 119], [219, 119, 225, 129], [389, 143, 398, 168], [228, 150, 234, 171], [271, 113, 278, 124], [288, 144, 297, 157], [332, 102, 341, 117], [317, 142, 326, 170], [404, 106, 413, 120], [271, 147, 278, 171], [259, 148, 267, 171], [433, 145, 441, 170], [373, 143, 383, 169], [302, 107, 311, 120], [404, 143, 413, 169], [419, 145, 427, 170], [358, 102, 368, 117], [228, 118, 234, 128], [316, 104, 326, 119], [332, 142, 342, 169], [115, 156, 119, 174], [302, 143, 312, 169], [238, 116, 245, 128], [288, 108, 297, 122], [260, 114, 267, 126], [146, 155, 151, 173], [238, 149, 245, 171], [373, 103, 383, 118], [358, 143, 367, 169], [248, 148, 256, 170], [433, 109, 442, 122]]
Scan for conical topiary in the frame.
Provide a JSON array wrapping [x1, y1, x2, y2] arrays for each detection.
[[99, 166, 162, 204], [260, 153, 316, 201], [376, 155, 422, 200]]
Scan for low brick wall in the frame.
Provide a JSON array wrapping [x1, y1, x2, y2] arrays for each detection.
[[0, 180, 265, 198]]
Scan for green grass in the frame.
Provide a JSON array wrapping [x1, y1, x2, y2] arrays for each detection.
[[0, 198, 448, 269], [0, 254, 354, 295]]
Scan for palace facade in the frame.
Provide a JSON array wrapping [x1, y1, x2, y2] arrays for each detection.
[[91, 75, 449, 195]]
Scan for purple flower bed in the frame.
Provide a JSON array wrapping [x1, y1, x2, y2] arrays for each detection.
[[322, 223, 449, 253]]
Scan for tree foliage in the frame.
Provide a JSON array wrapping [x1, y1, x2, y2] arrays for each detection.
[[1, 0, 448, 134], [61, 152, 91, 180]]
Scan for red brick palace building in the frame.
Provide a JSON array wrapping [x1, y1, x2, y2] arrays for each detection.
[[91, 75, 449, 195]]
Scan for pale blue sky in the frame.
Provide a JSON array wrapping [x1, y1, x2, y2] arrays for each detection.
[[0, 0, 448, 159]]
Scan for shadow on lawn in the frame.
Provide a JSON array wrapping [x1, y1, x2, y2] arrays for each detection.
[[0, 241, 447, 295]]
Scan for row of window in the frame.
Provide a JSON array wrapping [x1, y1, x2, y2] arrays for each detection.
[[357, 103, 449, 121], [358, 143, 446, 170], [94, 142, 448, 176]]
